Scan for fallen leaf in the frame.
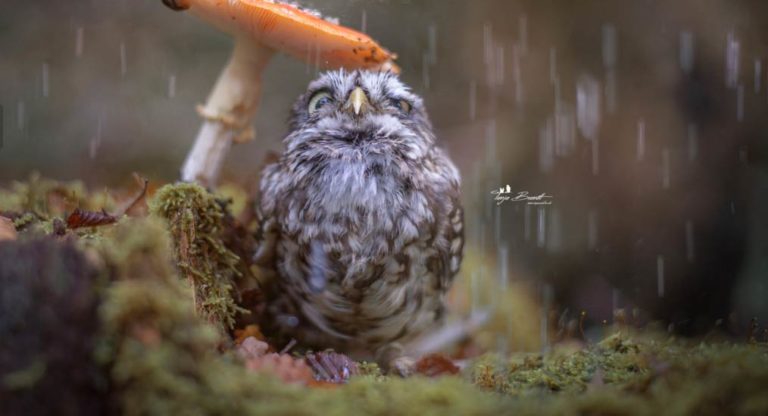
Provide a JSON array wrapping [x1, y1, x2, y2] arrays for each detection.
[[234, 325, 266, 345], [237, 336, 270, 360], [414, 353, 460, 377], [0, 216, 18, 241], [245, 352, 314, 385], [66, 208, 118, 229]]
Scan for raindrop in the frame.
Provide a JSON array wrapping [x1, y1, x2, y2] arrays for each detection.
[[536, 207, 547, 248], [524, 204, 531, 241], [494, 205, 501, 243], [120, 41, 127, 78], [518, 15, 528, 56], [687, 123, 698, 162], [314, 43, 321, 75], [483, 23, 493, 66], [549, 47, 558, 84], [601, 24, 618, 113], [547, 207, 562, 252], [656, 255, 665, 298], [168, 74, 177, 98], [679, 31, 694, 73], [725, 32, 739, 88], [512, 43, 524, 106], [602, 24, 617, 69], [736, 84, 745, 121], [304, 42, 313, 73], [605, 70, 618, 114], [16, 101, 25, 131], [591, 138, 600, 175], [539, 118, 555, 173], [75, 26, 84, 58], [587, 210, 598, 250], [427, 24, 437, 65], [479, 222, 487, 257], [755, 59, 762, 93], [496, 335, 508, 357], [498, 243, 509, 292], [636, 119, 646, 161], [89, 114, 103, 159], [468, 80, 477, 120], [661, 148, 670, 189], [484, 119, 497, 165], [360, 9, 367, 33], [685, 220, 695, 262], [41, 63, 50, 98], [495, 45, 505, 86], [554, 104, 576, 157], [576, 74, 601, 140], [422, 53, 430, 89], [540, 284, 553, 353]]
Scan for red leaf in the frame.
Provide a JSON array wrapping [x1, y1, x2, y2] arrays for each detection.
[[66, 208, 118, 229], [414, 353, 460, 377]]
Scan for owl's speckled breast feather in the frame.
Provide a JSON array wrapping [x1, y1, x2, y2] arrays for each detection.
[[255, 70, 463, 357]]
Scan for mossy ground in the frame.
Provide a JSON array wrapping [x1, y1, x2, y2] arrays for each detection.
[[1, 177, 767, 415]]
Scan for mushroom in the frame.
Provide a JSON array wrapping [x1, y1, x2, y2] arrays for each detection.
[[161, 0, 399, 187]]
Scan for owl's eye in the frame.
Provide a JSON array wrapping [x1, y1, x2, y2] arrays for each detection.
[[393, 99, 412, 114], [308, 91, 334, 114]]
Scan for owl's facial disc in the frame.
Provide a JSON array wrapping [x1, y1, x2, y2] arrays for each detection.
[[286, 70, 434, 156]]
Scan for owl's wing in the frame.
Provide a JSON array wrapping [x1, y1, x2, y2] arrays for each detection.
[[427, 148, 464, 292], [253, 162, 283, 269], [438, 198, 464, 291]]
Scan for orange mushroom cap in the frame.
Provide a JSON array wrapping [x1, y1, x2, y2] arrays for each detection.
[[164, 0, 400, 73]]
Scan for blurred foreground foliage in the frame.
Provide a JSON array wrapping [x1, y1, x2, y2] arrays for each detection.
[[1, 176, 767, 416]]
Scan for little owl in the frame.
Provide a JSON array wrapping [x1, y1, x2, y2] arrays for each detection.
[[254, 70, 463, 369]]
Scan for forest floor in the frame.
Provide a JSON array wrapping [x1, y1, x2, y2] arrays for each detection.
[[1, 175, 767, 415]]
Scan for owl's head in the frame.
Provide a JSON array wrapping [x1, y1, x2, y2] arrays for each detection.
[[284, 70, 435, 160]]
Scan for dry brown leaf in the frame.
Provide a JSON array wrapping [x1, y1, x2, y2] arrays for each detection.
[[414, 353, 460, 377], [237, 336, 270, 360], [66, 208, 118, 229], [0, 216, 18, 241], [234, 325, 266, 344], [245, 352, 314, 385]]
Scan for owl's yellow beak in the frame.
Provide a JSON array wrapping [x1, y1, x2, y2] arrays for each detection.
[[345, 87, 370, 116]]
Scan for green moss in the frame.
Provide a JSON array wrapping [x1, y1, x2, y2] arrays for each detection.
[[4, 177, 768, 416], [0, 173, 106, 218], [149, 183, 245, 330], [465, 333, 768, 415]]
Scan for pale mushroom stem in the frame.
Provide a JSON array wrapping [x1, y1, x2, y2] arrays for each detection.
[[181, 38, 274, 187]]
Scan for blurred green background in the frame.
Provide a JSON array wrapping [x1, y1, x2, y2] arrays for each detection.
[[1, 0, 767, 336]]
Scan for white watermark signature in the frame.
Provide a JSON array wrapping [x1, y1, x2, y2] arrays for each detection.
[[491, 185, 553, 206]]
